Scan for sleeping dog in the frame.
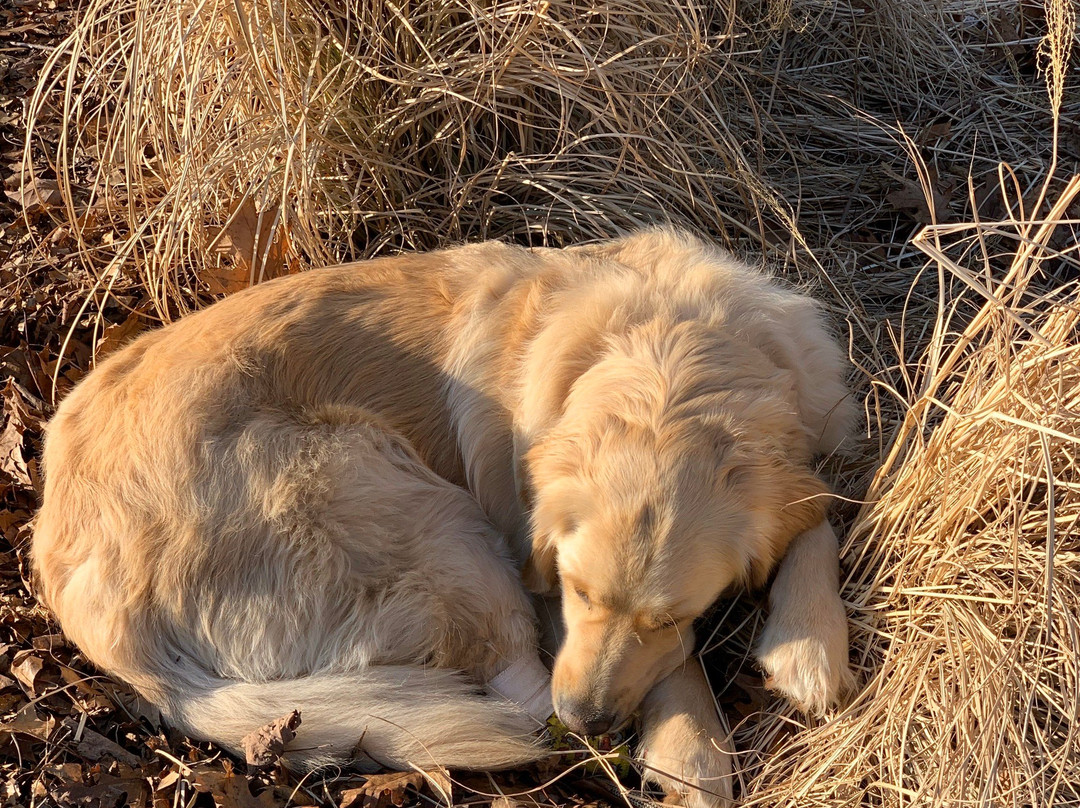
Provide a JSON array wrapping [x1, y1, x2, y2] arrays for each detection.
[[34, 229, 855, 807]]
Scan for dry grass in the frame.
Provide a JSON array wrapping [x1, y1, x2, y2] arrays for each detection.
[[11, 0, 1080, 804], [734, 180, 1080, 805], [27, 0, 1072, 314]]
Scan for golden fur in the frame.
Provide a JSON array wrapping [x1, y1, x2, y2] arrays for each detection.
[[33, 229, 855, 807]]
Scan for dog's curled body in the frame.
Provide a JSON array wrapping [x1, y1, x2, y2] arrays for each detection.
[[34, 229, 854, 796], [34, 340, 547, 769]]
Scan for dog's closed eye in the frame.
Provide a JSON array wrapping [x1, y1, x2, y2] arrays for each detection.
[[642, 614, 680, 632], [574, 587, 591, 607]]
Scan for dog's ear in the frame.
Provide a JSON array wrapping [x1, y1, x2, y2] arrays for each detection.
[[747, 459, 829, 587], [515, 312, 605, 465], [520, 440, 586, 595], [523, 533, 558, 595]]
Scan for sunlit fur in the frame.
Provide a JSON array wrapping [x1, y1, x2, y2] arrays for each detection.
[[34, 229, 854, 808], [517, 237, 852, 733]]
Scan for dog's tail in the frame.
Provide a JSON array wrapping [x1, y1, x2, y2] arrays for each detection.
[[158, 666, 548, 772]]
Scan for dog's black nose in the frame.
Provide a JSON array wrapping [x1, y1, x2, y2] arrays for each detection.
[[579, 713, 615, 736], [559, 706, 616, 737]]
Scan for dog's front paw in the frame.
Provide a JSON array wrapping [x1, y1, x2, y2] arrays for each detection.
[[639, 720, 733, 808], [756, 589, 853, 714]]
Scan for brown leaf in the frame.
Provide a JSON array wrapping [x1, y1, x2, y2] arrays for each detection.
[[254, 785, 306, 808], [10, 649, 44, 692], [1, 779, 19, 806], [155, 771, 181, 793], [60, 717, 142, 766], [4, 175, 62, 214], [241, 709, 301, 769], [208, 199, 294, 295], [917, 120, 952, 145], [101, 679, 161, 727], [94, 309, 146, 361], [339, 769, 452, 808], [885, 172, 954, 225], [151, 771, 180, 808], [50, 778, 145, 808], [490, 798, 528, 808], [0, 702, 56, 740], [191, 768, 262, 808], [0, 509, 27, 542], [0, 379, 34, 489], [32, 633, 67, 651], [218, 776, 263, 808], [58, 666, 118, 715], [43, 761, 85, 784]]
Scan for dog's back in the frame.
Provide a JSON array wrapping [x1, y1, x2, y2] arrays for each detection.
[[33, 266, 548, 770]]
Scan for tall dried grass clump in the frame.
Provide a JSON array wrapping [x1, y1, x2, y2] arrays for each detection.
[[31, 0, 780, 317], [735, 177, 1080, 804], [19, 0, 1080, 803], [728, 5, 1080, 798], [28, 0, 1072, 317]]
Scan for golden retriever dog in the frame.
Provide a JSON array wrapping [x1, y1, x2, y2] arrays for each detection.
[[33, 229, 854, 807]]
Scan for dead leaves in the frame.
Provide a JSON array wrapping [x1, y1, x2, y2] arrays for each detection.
[[1, 701, 56, 740], [58, 665, 120, 717], [885, 167, 956, 225], [4, 175, 63, 218], [59, 717, 143, 767], [242, 710, 301, 769], [9, 647, 43, 691], [208, 199, 296, 295], [36, 762, 153, 808], [0, 378, 39, 491], [189, 764, 277, 808], [50, 775, 148, 808], [339, 769, 453, 808], [94, 308, 147, 362]]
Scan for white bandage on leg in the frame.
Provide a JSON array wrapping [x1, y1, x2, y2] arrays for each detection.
[[488, 656, 553, 724]]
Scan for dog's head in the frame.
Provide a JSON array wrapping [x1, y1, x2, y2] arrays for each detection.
[[520, 347, 827, 735]]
